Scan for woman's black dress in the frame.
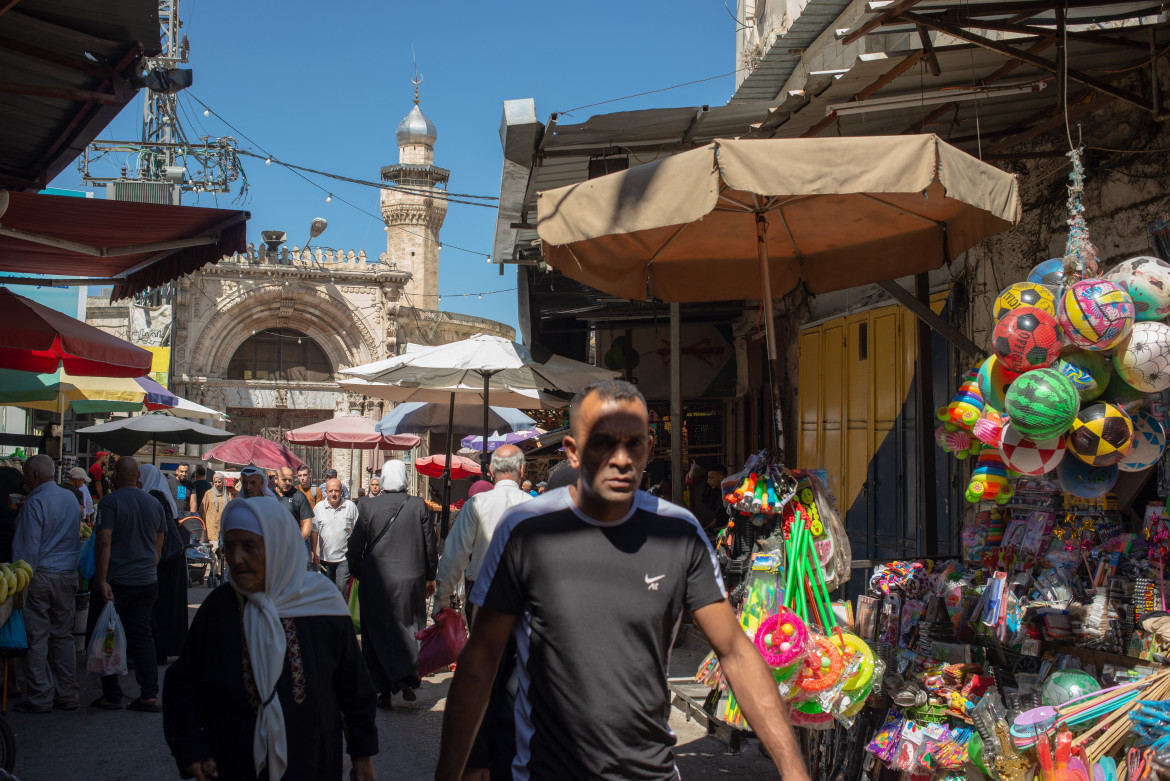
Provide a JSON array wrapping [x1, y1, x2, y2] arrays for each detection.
[[149, 489, 188, 662], [163, 585, 378, 780], [346, 490, 436, 695]]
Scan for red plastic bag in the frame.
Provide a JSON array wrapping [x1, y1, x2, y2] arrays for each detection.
[[416, 607, 468, 677]]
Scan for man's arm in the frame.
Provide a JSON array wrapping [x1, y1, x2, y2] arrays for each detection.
[[94, 529, 114, 602], [693, 600, 809, 781], [433, 503, 478, 612], [188, 489, 196, 514], [11, 503, 38, 571], [434, 608, 516, 781]]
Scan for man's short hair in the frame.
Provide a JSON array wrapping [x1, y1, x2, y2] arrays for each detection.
[[195, 465, 206, 479], [297, 465, 311, 474], [490, 447, 524, 478], [25, 454, 53, 482], [325, 469, 338, 478], [570, 379, 647, 436]]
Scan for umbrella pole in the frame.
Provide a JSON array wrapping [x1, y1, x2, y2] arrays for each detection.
[[440, 391, 456, 537], [755, 212, 786, 461], [481, 371, 491, 473], [153, 438, 158, 466], [57, 392, 65, 482]]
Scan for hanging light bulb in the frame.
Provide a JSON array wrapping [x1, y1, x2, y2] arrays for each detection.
[[478, 294, 482, 300], [203, 108, 210, 117], [438, 295, 442, 303], [326, 194, 332, 203], [485, 254, 492, 263], [265, 157, 271, 165]]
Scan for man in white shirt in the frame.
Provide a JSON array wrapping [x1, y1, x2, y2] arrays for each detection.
[[434, 444, 531, 622], [312, 478, 357, 593]]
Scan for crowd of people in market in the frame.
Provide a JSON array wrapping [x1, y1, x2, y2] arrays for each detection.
[[0, 379, 807, 781]]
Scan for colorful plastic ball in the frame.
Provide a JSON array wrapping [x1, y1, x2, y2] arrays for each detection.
[[1057, 453, 1119, 498], [1057, 279, 1135, 351], [1040, 669, 1101, 707], [1113, 321, 1170, 393], [1004, 367, 1081, 441], [1029, 258, 1067, 289], [992, 306, 1062, 371], [998, 421, 1065, 476], [780, 642, 792, 653], [1105, 255, 1170, 321], [1068, 403, 1133, 467], [1119, 411, 1166, 473], [1055, 345, 1112, 401], [781, 623, 794, 636], [976, 354, 1020, 412], [994, 282, 1057, 321]]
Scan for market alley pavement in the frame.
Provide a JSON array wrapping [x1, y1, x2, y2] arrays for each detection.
[[7, 587, 776, 780]]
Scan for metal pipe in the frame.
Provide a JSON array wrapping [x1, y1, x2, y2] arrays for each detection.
[[670, 303, 683, 505], [755, 212, 785, 460]]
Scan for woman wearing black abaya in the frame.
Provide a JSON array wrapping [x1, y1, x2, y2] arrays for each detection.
[[140, 464, 188, 663], [346, 460, 436, 707]]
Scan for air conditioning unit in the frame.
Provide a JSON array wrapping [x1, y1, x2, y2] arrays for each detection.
[[105, 180, 182, 205]]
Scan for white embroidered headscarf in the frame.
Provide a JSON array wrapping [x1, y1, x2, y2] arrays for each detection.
[[221, 497, 350, 780], [380, 460, 407, 493], [240, 465, 278, 498], [139, 464, 178, 518]]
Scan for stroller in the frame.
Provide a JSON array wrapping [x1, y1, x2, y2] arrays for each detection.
[[178, 515, 222, 588]]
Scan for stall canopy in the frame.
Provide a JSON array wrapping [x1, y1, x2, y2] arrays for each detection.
[[0, 191, 249, 300]]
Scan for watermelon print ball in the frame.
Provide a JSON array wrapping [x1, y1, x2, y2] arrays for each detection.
[[998, 421, 1065, 476], [1068, 403, 1133, 467], [1118, 411, 1166, 473], [1106, 255, 1170, 321], [1057, 279, 1135, 351], [993, 307, 1062, 372], [1004, 367, 1081, 441], [993, 282, 1057, 322], [1112, 321, 1170, 393]]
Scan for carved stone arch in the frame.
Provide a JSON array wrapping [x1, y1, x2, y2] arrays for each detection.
[[188, 284, 377, 378]]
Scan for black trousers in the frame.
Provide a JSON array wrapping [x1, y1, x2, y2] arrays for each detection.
[[86, 582, 160, 702]]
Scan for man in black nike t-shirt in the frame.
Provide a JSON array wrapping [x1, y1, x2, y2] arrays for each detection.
[[436, 379, 809, 781]]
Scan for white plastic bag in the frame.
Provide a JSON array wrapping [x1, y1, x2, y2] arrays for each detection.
[[86, 601, 127, 676]]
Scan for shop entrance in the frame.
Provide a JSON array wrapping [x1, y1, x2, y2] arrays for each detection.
[[226, 407, 332, 479]]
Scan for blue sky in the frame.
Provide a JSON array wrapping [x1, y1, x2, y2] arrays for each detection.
[[44, 0, 740, 333]]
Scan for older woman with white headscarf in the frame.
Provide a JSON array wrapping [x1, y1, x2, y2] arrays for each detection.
[[164, 496, 377, 781], [139, 463, 188, 663], [346, 460, 436, 707]]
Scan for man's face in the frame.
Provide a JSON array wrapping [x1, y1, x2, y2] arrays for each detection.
[[276, 468, 295, 495], [707, 471, 724, 489], [176, 464, 189, 481], [326, 479, 343, 507], [521, 480, 532, 492], [241, 473, 265, 498], [565, 394, 652, 510], [369, 478, 381, 496], [70, 477, 84, 488], [297, 468, 312, 488]]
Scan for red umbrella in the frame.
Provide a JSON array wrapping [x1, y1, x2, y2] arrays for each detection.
[[0, 287, 152, 377], [414, 454, 481, 480], [202, 435, 307, 470], [282, 415, 419, 449]]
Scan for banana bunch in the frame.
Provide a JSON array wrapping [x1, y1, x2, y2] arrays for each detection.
[[0, 561, 31, 603], [80, 522, 93, 541]]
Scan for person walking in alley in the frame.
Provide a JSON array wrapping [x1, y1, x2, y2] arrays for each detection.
[[436, 380, 810, 781], [12, 455, 81, 713], [140, 464, 188, 665], [296, 464, 322, 508], [275, 467, 314, 542], [88, 457, 165, 712], [313, 477, 357, 592]]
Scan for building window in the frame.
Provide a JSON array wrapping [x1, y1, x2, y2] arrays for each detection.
[[226, 328, 332, 382]]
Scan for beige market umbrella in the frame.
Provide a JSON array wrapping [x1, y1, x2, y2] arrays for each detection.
[[537, 134, 1020, 455]]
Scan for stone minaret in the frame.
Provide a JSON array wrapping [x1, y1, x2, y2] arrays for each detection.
[[380, 76, 448, 307]]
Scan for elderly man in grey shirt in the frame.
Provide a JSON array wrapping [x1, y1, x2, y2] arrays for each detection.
[[13, 455, 82, 713]]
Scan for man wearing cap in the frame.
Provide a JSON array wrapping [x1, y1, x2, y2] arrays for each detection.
[[66, 467, 93, 521], [535, 481, 547, 495], [13, 455, 82, 713], [89, 452, 108, 500]]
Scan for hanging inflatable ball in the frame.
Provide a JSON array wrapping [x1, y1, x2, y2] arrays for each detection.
[[1057, 453, 1119, 498], [1055, 345, 1112, 401], [1112, 321, 1170, 393], [993, 282, 1057, 321], [1004, 367, 1081, 441], [992, 306, 1062, 372], [1119, 410, 1166, 473], [998, 421, 1065, 476], [1068, 403, 1133, 467], [976, 354, 1021, 413], [1057, 279, 1135, 351], [1106, 255, 1170, 321], [1029, 257, 1068, 290], [1040, 669, 1101, 707]]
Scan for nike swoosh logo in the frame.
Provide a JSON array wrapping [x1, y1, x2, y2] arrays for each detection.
[[644, 574, 666, 584]]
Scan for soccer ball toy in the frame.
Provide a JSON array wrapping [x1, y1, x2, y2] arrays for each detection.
[[1058, 279, 1135, 351], [1058, 453, 1119, 498], [993, 307, 1062, 372], [1055, 346, 1112, 401], [1028, 258, 1067, 289], [1113, 321, 1170, 393], [1106, 255, 1170, 321], [1040, 669, 1101, 707], [993, 282, 1057, 321], [1119, 411, 1166, 473], [1004, 367, 1081, 441], [998, 422, 1065, 476], [1068, 403, 1133, 467]]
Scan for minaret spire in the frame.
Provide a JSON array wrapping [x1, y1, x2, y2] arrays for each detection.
[[411, 45, 422, 105]]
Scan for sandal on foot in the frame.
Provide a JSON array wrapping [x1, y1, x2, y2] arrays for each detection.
[[401, 687, 417, 702], [90, 696, 122, 710], [127, 697, 161, 713]]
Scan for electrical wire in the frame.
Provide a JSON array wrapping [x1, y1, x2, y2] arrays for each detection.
[[558, 67, 748, 115]]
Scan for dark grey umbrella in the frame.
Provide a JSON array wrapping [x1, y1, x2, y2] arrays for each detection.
[[76, 414, 233, 463]]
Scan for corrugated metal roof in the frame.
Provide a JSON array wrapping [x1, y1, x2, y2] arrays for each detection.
[[733, 0, 857, 101]]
